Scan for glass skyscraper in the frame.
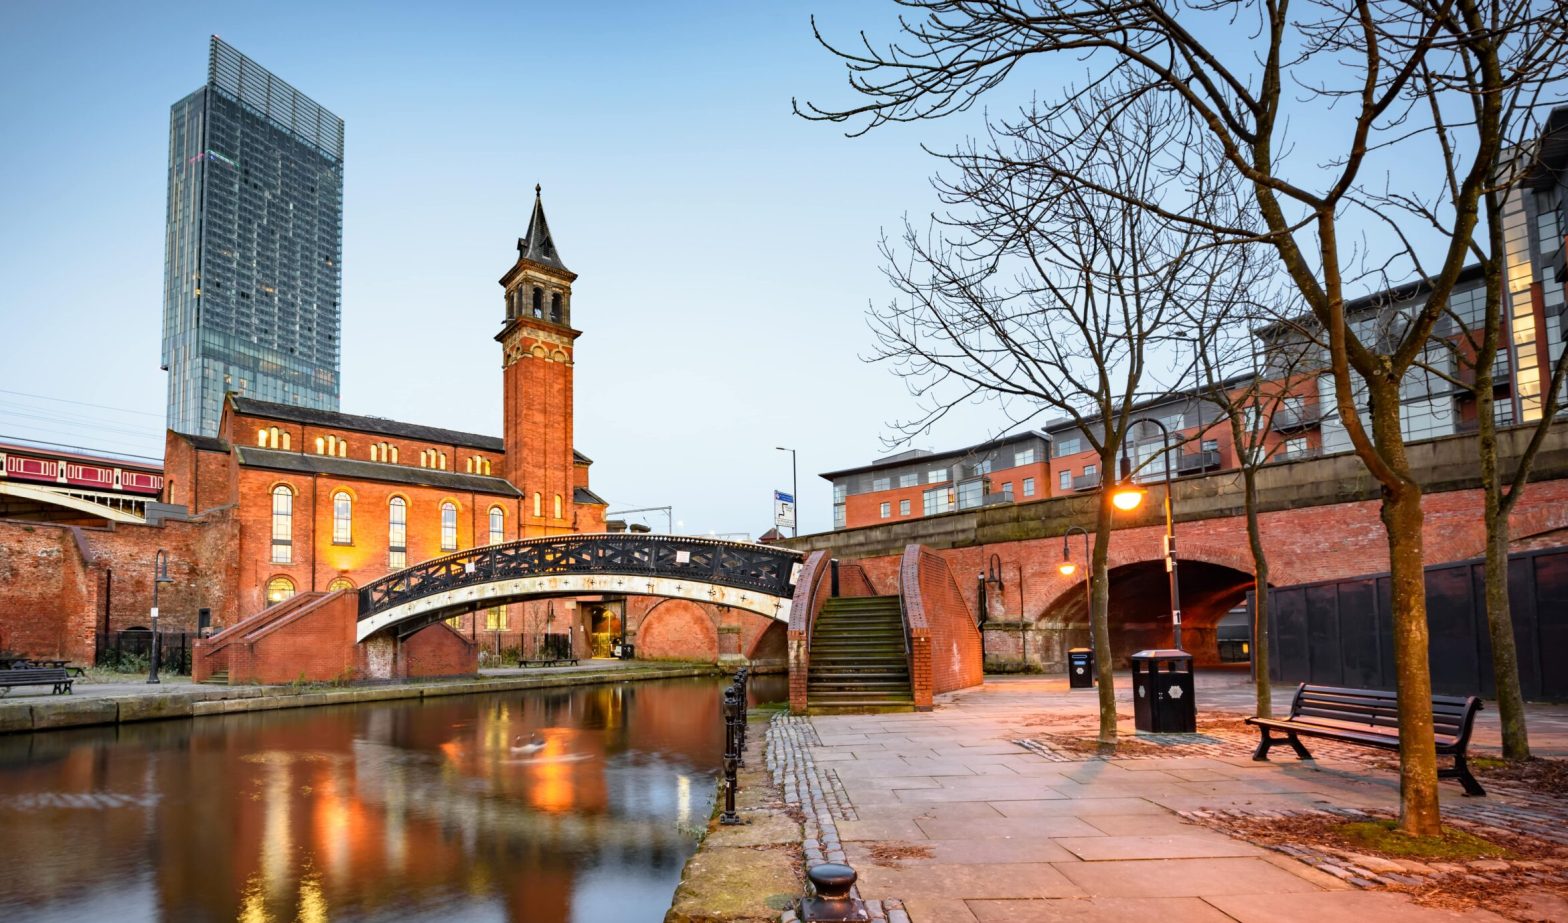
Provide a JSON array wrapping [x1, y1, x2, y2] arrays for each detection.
[[162, 37, 344, 437]]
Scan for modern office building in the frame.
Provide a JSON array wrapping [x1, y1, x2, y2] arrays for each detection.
[[162, 36, 345, 437]]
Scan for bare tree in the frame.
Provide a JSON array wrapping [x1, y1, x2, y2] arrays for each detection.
[[870, 90, 1247, 742], [799, 0, 1566, 837]]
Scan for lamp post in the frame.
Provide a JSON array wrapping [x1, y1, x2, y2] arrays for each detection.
[[1059, 525, 1093, 654], [775, 446, 798, 537], [1110, 419, 1184, 651], [147, 549, 174, 684]]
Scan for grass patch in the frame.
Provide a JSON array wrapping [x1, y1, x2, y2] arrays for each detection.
[[1336, 819, 1514, 860]]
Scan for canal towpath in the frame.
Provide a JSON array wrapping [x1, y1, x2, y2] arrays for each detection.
[[0, 659, 735, 734], [759, 673, 1568, 923]]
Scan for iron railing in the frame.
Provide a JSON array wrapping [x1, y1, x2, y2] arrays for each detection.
[[359, 533, 803, 621]]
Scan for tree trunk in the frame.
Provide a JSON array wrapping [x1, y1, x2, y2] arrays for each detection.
[[1372, 386, 1442, 836], [1092, 488, 1118, 742], [1243, 466, 1271, 718], [1483, 498, 1531, 760]]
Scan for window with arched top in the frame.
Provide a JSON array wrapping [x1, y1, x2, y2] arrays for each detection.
[[532, 287, 543, 317], [332, 491, 353, 544], [369, 443, 379, 462], [268, 426, 280, 448], [337, 439, 346, 457], [440, 501, 458, 551], [388, 497, 407, 568], [280, 431, 290, 450], [489, 506, 504, 545], [327, 577, 355, 592], [316, 436, 326, 455], [257, 428, 269, 447], [550, 292, 562, 323], [439, 451, 447, 470], [271, 486, 293, 563], [554, 494, 563, 519], [265, 575, 296, 605], [533, 492, 542, 517], [389, 445, 399, 464]]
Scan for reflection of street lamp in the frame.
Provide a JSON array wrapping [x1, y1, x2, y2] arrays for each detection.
[[1112, 420, 1184, 650], [147, 550, 175, 684], [1060, 525, 1093, 652]]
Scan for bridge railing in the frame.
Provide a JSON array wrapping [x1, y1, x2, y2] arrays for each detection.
[[359, 533, 803, 620]]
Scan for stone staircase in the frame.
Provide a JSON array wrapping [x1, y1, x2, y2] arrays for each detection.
[[807, 595, 913, 713], [203, 669, 229, 685]]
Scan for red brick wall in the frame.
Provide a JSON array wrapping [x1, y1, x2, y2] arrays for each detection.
[[900, 544, 985, 708], [632, 599, 718, 661], [500, 322, 579, 537], [0, 522, 96, 661], [788, 550, 832, 713], [400, 622, 479, 678], [843, 461, 1053, 529]]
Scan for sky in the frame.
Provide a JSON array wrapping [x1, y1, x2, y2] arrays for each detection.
[[0, 0, 1032, 537]]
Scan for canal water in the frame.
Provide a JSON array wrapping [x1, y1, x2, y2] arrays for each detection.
[[0, 674, 786, 923]]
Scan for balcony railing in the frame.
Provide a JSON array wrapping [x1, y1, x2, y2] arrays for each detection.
[[1071, 472, 1101, 491], [1176, 449, 1222, 473], [1271, 406, 1322, 433]]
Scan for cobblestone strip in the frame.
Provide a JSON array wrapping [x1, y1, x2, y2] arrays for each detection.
[[769, 715, 908, 923]]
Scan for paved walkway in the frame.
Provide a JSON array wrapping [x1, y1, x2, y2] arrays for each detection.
[[802, 674, 1567, 923]]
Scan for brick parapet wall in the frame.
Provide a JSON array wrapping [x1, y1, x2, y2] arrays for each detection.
[[788, 550, 832, 714], [899, 544, 984, 709]]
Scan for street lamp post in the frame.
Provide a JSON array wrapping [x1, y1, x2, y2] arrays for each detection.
[[1110, 419, 1184, 651], [147, 550, 175, 684], [1059, 525, 1093, 655], [775, 446, 798, 537]]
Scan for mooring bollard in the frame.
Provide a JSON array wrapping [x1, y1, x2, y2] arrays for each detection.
[[800, 863, 867, 922], [720, 687, 741, 825]]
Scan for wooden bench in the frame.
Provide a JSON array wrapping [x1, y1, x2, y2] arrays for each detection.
[[0, 667, 74, 696], [1246, 683, 1485, 796], [26, 658, 86, 677]]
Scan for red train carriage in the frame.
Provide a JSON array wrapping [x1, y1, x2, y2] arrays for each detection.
[[0, 444, 163, 496]]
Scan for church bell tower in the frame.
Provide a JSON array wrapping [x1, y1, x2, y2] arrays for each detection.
[[498, 186, 579, 536]]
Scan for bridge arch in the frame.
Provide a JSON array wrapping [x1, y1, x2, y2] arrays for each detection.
[[355, 534, 802, 643], [1038, 547, 1259, 667]]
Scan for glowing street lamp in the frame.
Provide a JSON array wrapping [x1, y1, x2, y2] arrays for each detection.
[[1115, 421, 1184, 651]]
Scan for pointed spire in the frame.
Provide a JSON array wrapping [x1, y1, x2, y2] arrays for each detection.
[[517, 184, 568, 272]]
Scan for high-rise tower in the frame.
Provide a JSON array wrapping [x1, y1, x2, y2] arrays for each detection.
[[162, 36, 344, 437], [498, 187, 581, 536]]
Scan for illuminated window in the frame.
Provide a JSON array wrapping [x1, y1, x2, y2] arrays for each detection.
[[441, 501, 458, 551], [326, 577, 355, 592], [265, 576, 295, 604], [485, 606, 508, 631], [332, 491, 352, 544], [315, 436, 326, 455], [271, 486, 293, 563], [489, 506, 505, 545], [389, 445, 398, 464], [280, 431, 290, 451], [257, 428, 269, 447], [388, 497, 407, 568], [554, 494, 563, 519], [268, 426, 280, 449], [337, 438, 346, 457], [439, 451, 447, 470], [533, 492, 542, 517], [370, 443, 380, 462]]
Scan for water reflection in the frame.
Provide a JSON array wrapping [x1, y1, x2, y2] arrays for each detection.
[[0, 674, 785, 923]]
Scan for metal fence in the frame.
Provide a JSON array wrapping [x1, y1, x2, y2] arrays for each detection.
[[95, 630, 196, 675]]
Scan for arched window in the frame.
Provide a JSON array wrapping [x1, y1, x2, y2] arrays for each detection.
[[257, 428, 269, 447], [389, 445, 399, 464], [533, 492, 542, 517], [270, 486, 293, 563], [280, 431, 290, 451], [370, 443, 379, 462], [466, 456, 473, 473], [388, 497, 407, 568], [532, 287, 543, 317], [268, 426, 280, 448], [550, 292, 562, 323], [439, 451, 447, 470], [338, 439, 346, 457], [316, 436, 326, 455], [332, 491, 352, 544], [326, 577, 355, 592], [553, 494, 563, 519], [265, 576, 296, 605], [440, 501, 458, 551], [489, 506, 505, 545]]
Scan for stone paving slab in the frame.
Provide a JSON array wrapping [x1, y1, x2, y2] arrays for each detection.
[[1079, 812, 1210, 835], [967, 896, 1240, 923], [1053, 833, 1267, 861], [1203, 890, 1510, 922], [847, 837, 1081, 865], [988, 797, 1170, 818], [1051, 857, 1323, 897], [913, 815, 1104, 840], [855, 862, 1086, 900]]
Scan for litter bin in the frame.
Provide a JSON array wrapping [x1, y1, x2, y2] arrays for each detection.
[[618, 642, 636, 660], [1067, 647, 1095, 688], [1130, 649, 1195, 733]]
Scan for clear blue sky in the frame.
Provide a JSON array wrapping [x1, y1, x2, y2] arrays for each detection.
[[0, 0, 1032, 536]]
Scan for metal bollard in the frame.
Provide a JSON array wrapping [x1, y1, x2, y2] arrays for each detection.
[[800, 863, 867, 922], [720, 687, 741, 825]]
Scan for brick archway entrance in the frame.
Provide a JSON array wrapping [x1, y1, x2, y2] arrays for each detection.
[[1041, 558, 1257, 668]]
